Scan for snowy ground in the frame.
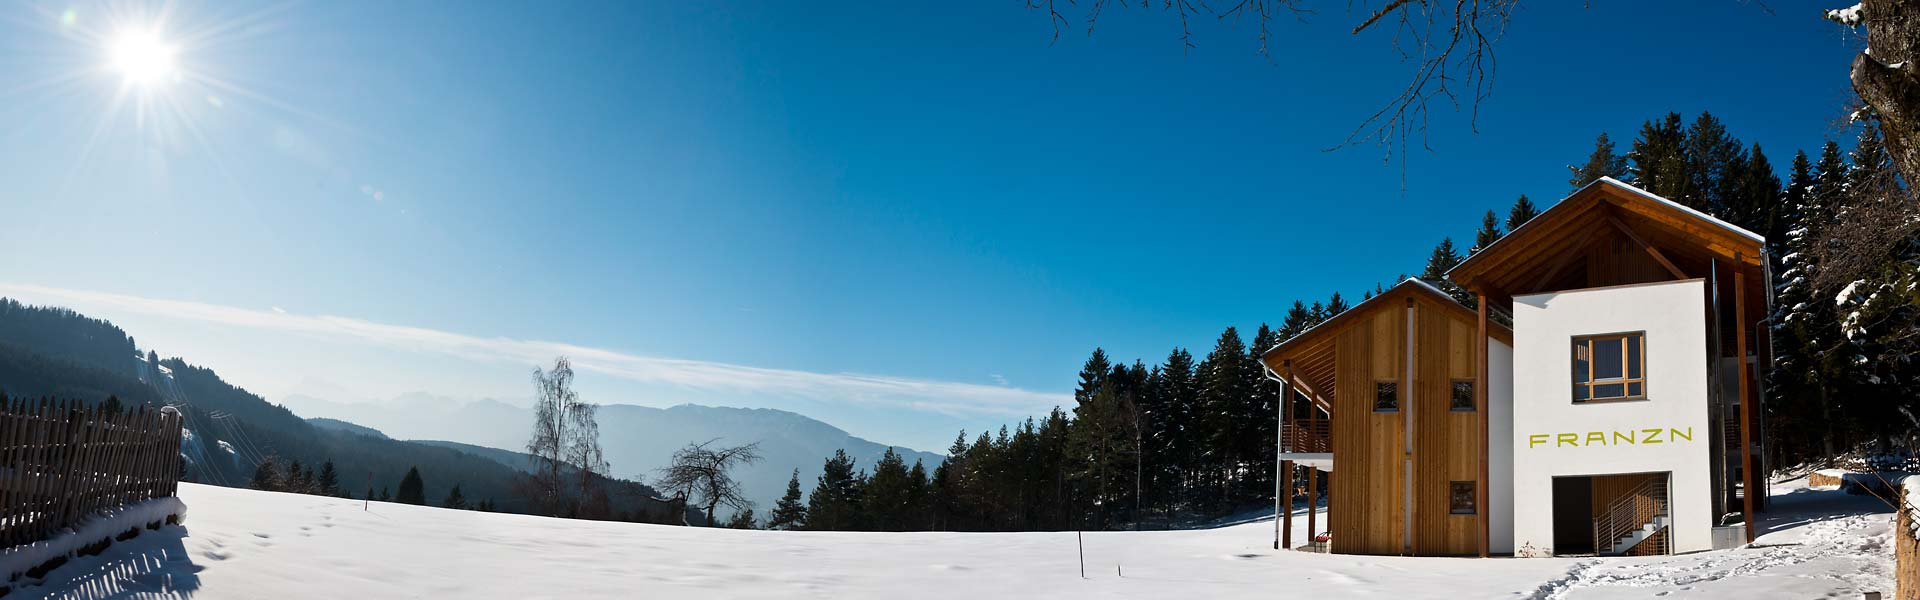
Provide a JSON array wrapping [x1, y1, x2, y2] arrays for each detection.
[[11, 479, 1896, 599]]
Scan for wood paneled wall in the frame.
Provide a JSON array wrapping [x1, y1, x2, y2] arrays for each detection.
[[1329, 296, 1483, 556]]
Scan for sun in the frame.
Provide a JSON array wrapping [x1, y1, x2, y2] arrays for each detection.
[[107, 28, 178, 86]]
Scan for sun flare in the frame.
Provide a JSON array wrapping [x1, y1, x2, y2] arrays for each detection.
[[108, 28, 178, 86]]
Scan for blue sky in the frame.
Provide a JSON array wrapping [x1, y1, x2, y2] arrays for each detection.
[[0, 1, 1863, 454]]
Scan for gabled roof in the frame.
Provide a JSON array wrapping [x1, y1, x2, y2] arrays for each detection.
[[1263, 278, 1510, 362], [1260, 279, 1512, 408], [1446, 177, 1766, 301]]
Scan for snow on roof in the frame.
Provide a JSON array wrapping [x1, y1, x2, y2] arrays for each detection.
[[1261, 277, 1471, 358], [1589, 176, 1764, 244]]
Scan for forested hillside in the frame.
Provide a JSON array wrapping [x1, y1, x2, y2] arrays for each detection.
[[0, 300, 682, 524], [782, 111, 1919, 533]]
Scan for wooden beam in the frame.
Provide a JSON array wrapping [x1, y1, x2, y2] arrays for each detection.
[[1528, 221, 1604, 291], [1607, 214, 1688, 279], [1282, 460, 1294, 549], [1735, 263, 1757, 543], [1281, 361, 1293, 550], [1307, 461, 1318, 547], [1476, 293, 1490, 557]]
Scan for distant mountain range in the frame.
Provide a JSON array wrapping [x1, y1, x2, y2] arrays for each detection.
[[288, 396, 946, 513]]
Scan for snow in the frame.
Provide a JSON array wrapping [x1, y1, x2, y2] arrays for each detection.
[[11, 481, 1897, 599], [1837, 280, 1864, 306], [0, 496, 186, 582], [1827, 3, 1865, 26]]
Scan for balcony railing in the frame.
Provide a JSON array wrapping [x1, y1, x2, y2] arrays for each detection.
[[1282, 420, 1330, 454]]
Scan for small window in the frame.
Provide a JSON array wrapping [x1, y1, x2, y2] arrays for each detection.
[[1450, 481, 1476, 515], [1450, 380, 1476, 412], [1374, 381, 1399, 412], [1572, 333, 1646, 403]]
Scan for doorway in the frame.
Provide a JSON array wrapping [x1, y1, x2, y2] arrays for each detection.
[[1551, 476, 1594, 555]]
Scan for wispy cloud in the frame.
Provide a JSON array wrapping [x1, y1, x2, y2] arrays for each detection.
[[0, 283, 1070, 417]]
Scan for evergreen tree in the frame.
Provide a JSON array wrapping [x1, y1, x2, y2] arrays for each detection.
[[725, 508, 758, 529], [1153, 348, 1199, 520], [1421, 238, 1473, 305], [1568, 132, 1628, 189], [1277, 301, 1313, 340], [100, 394, 123, 416], [1195, 328, 1252, 514], [1505, 195, 1540, 231], [1324, 292, 1350, 317], [443, 484, 468, 509], [1628, 113, 1693, 203], [863, 448, 913, 531], [1724, 143, 1780, 237], [379, 487, 391, 502], [767, 469, 810, 530], [318, 461, 340, 497], [250, 457, 282, 492], [807, 450, 862, 531], [906, 459, 932, 531], [286, 460, 311, 494], [1469, 210, 1502, 255], [1774, 150, 1814, 252], [396, 466, 426, 505], [1684, 111, 1746, 214]]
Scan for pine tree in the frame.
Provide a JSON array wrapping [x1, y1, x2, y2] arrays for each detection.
[[318, 461, 340, 497], [1469, 210, 1503, 255], [1278, 301, 1313, 340], [443, 484, 468, 509], [1154, 348, 1199, 519], [100, 394, 123, 416], [725, 508, 758, 529], [1683, 111, 1746, 214], [286, 460, 311, 494], [1724, 143, 1780, 236], [807, 450, 862, 531], [1421, 238, 1473, 305], [1196, 327, 1251, 514], [1629, 113, 1693, 203], [1324, 292, 1350, 317], [250, 457, 282, 491], [864, 448, 913, 531], [1505, 195, 1540, 231], [768, 469, 810, 530], [379, 487, 391, 502], [396, 467, 426, 505], [1773, 150, 1814, 252], [1568, 132, 1628, 189]]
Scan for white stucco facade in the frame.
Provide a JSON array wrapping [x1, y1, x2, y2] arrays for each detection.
[[1488, 339, 1515, 555], [1508, 280, 1712, 557]]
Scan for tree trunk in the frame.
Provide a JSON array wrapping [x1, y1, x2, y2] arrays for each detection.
[[1854, 0, 1920, 188]]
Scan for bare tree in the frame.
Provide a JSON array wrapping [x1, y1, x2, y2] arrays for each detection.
[[655, 439, 764, 525], [525, 356, 607, 516]]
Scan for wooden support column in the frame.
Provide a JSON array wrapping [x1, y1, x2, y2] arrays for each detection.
[[1476, 293, 1490, 557], [1281, 361, 1294, 550], [1281, 459, 1294, 549], [1735, 265, 1757, 543], [1307, 463, 1318, 543]]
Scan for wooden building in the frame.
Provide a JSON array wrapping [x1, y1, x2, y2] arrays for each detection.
[[1264, 177, 1770, 557], [1262, 278, 1514, 556]]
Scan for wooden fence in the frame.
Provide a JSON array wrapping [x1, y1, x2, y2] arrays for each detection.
[[0, 399, 184, 548]]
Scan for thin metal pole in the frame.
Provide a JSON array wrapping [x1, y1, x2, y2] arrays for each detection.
[[1077, 530, 1085, 578]]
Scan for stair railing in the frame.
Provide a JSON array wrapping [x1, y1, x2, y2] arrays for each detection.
[[1592, 476, 1670, 556]]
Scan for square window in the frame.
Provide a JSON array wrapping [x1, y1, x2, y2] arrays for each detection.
[[1572, 332, 1646, 403], [1449, 481, 1476, 515], [1374, 381, 1398, 412], [1450, 380, 1475, 412]]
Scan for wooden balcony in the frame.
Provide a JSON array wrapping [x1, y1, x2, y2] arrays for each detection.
[[1282, 420, 1331, 454]]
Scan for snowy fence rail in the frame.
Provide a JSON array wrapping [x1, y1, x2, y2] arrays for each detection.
[[0, 399, 183, 549]]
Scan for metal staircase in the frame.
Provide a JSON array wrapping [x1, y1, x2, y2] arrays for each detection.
[[1594, 477, 1670, 556]]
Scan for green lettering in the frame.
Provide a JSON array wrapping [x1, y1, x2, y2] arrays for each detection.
[[1557, 433, 1579, 448], [1670, 427, 1692, 442], [1586, 431, 1606, 446], [1613, 430, 1635, 445], [1642, 428, 1663, 444], [1529, 434, 1548, 449]]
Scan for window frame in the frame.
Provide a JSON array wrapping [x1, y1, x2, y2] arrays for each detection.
[[1449, 379, 1476, 412], [1448, 481, 1476, 515], [1373, 380, 1399, 413], [1572, 331, 1648, 404]]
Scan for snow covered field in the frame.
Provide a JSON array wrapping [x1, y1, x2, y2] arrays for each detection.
[[12, 478, 1896, 599]]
